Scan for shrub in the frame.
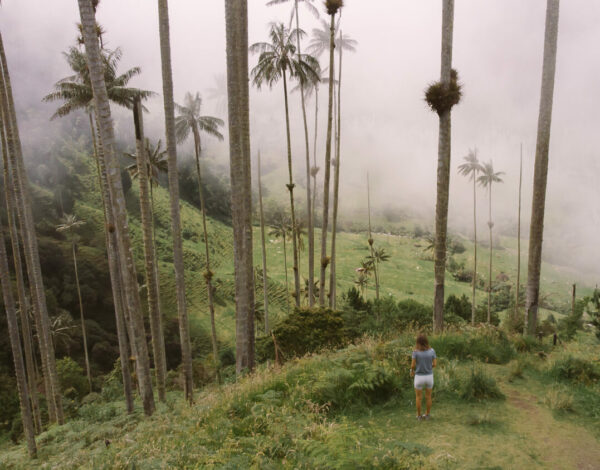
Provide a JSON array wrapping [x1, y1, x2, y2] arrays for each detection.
[[550, 356, 600, 385], [445, 294, 471, 321], [431, 329, 514, 364], [57, 356, 88, 399], [558, 299, 586, 341], [459, 368, 504, 402], [544, 386, 574, 412]]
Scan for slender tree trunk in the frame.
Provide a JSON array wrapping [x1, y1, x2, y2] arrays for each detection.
[[329, 30, 344, 309], [283, 234, 290, 315], [571, 283, 576, 317], [472, 172, 477, 324], [0, 32, 63, 424], [294, 1, 315, 308], [0, 118, 41, 432], [526, 0, 560, 335], [516, 145, 522, 319], [133, 99, 167, 402], [94, 117, 134, 412], [432, 0, 455, 333], [71, 243, 92, 392], [488, 185, 493, 323], [281, 72, 301, 306], [191, 125, 221, 383], [257, 151, 270, 333], [312, 85, 319, 227], [0, 227, 37, 458], [225, 0, 255, 374], [157, 0, 193, 401], [78, 0, 155, 415], [367, 173, 379, 300], [319, 12, 336, 306]]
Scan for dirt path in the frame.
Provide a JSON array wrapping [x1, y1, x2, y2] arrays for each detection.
[[505, 386, 600, 470]]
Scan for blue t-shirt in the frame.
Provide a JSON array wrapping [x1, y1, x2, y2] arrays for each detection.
[[412, 348, 436, 376]]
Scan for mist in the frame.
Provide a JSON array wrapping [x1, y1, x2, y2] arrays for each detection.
[[1, 0, 599, 278]]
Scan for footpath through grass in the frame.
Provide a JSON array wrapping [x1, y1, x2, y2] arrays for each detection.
[[1, 329, 599, 469]]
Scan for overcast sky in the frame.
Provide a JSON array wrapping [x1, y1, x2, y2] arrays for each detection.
[[2, 0, 600, 277]]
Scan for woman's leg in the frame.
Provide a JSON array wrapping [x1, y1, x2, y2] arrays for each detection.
[[425, 388, 432, 416], [415, 389, 423, 417]]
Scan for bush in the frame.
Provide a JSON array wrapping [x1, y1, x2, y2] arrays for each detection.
[[57, 356, 89, 399], [558, 299, 586, 341], [459, 368, 504, 402], [445, 294, 471, 322], [431, 329, 514, 364], [550, 356, 600, 385], [256, 307, 348, 362]]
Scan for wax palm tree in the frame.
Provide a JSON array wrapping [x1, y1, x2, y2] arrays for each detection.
[[78, 0, 155, 416], [0, 225, 37, 457], [206, 74, 228, 118], [125, 139, 167, 209], [268, 0, 321, 307], [157, 0, 194, 401], [356, 258, 374, 298], [1, 31, 64, 424], [424, 0, 461, 332], [56, 214, 92, 392], [257, 151, 270, 333], [250, 22, 320, 308], [458, 148, 483, 324], [477, 161, 504, 324], [515, 145, 523, 317], [269, 216, 293, 314], [174, 91, 224, 381], [367, 247, 391, 295], [318, 0, 344, 306], [329, 27, 357, 308], [225, 0, 255, 373], [526, 0, 560, 335]]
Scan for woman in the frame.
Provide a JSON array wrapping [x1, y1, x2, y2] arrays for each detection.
[[410, 333, 436, 420]]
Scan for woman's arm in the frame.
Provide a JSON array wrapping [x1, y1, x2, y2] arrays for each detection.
[[410, 358, 416, 377], [432, 358, 437, 368]]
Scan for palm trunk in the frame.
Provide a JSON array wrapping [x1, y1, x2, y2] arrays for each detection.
[[72, 243, 92, 393], [488, 185, 493, 323], [257, 151, 270, 333], [191, 125, 221, 383], [0, 227, 37, 458], [157, 0, 193, 401], [225, 0, 255, 374], [283, 234, 290, 315], [367, 174, 379, 301], [432, 0, 455, 333], [329, 29, 343, 309], [526, 0, 560, 335], [312, 85, 319, 225], [294, 1, 315, 308], [94, 118, 135, 412], [282, 71, 301, 307], [78, 0, 155, 415], [319, 12, 336, 306], [472, 172, 477, 324], [133, 99, 167, 402], [0, 118, 41, 432], [516, 145, 522, 318], [0, 32, 63, 424]]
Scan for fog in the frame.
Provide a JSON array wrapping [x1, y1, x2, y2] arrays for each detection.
[[1, 0, 600, 278]]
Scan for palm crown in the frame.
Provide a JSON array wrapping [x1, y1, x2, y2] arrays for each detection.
[[124, 139, 168, 186], [307, 18, 357, 59], [458, 148, 483, 180], [43, 46, 154, 119], [477, 161, 505, 189], [250, 23, 320, 90], [174, 92, 225, 145]]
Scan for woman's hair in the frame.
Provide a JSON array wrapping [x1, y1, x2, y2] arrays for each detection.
[[415, 334, 430, 351]]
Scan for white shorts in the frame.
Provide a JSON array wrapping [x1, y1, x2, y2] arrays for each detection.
[[414, 374, 434, 390]]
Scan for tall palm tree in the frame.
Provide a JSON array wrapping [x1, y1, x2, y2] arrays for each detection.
[[329, 27, 357, 308], [526, 0, 560, 335], [250, 23, 319, 307], [131, 98, 167, 402], [267, 0, 320, 308], [318, 0, 343, 306], [257, 150, 270, 332], [367, 247, 390, 297], [0, 226, 37, 457], [458, 148, 483, 324], [206, 74, 228, 118], [56, 214, 92, 392], [366, 173, 379, 300], [0, 31, 64, 424], [269, 216, 293, 314], [174, 91, 224, 381], [0, 117, 42, 432], [157, 0, 194, 402], [477, 161, 504, 323], [516, 145, 523, 316], [78, 0, 155, 415], [424, 0, 461, 332], [225, 0, 255, 373]]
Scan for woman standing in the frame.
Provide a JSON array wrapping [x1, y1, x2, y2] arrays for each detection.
[[410, 334, 437, 420]]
